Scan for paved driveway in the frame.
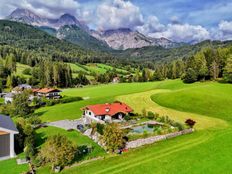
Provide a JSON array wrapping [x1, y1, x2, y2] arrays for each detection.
[[46, 119, 84, 130]]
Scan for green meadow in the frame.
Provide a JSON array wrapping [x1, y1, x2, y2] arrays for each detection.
[[36, 80, 232, 173], [2, 80, 232, 174]]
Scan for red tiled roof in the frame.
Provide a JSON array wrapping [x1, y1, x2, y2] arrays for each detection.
[[37, 88, 61, 93], [32, 88, 41, 92], [82, 102, 133, 116]]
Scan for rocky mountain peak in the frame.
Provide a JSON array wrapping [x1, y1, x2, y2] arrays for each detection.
[[7, 8, 43, 24], [58, 14, 79, 24]]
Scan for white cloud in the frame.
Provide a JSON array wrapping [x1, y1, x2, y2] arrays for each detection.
[[137, 15, 210, 43], [218, 20, 232, 34], [96, 0, 144, 30], [211, 20, 232, 41], [155, 24, 210, 43], [136, 16, 165, 35], [0, 0, 80, 19]]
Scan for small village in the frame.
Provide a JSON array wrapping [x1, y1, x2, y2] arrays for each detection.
[[0, 83, 196, 173]]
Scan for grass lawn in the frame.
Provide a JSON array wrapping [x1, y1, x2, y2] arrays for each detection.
[[68, 63, 89, 73], [38, 82, 162, 122], [35, 127, 105, 160], [35, 79, 232, 174], [97, 63, 128, 74], [0, 153, 29, 174], [16, 63, 32, 78], [0, 98, 4, 104]]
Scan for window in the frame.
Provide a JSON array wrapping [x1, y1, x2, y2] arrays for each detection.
[[89, 112, 92, 116]]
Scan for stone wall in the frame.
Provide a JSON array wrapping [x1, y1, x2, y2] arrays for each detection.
[[126, 129, 194, 149]]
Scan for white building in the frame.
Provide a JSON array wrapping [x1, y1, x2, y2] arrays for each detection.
[[82, 102, 133, 124], [0, 115, 18, 160], [4, 93, 14, 104]]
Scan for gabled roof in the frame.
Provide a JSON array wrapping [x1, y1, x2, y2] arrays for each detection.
[[32, 88, 41, 92], [18, 84, 32, 89], [37, 88, 61, 93], [0, 115, 18, 133], [4, 93, 15, 98], [82, 102, 133, 116]]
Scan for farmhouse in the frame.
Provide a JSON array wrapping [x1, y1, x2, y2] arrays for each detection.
[[0, 115, 18, 160], [12, 84, 32, 94], [35, 88, 61, 99], [82, 102, 133, 124]]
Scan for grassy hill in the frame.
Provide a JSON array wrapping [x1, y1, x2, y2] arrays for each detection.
[[68, 62, 130, 80], [32, 80, 232, 173], [16, 63, 32, 78], [2, 80, 232, 173]]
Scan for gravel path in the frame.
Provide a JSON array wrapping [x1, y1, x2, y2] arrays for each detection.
[[46, 119, 84, 130]]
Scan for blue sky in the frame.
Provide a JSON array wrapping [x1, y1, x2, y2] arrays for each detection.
[[1, 0, 232, 42], [77, 0, 232, 28], [136, 0, 232, 27]]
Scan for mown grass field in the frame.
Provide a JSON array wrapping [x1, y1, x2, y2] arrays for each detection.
[[69, 62, 128, 76], [37, 82, 160, 122], [16, 63, 32, 78], [2, 80, 232, 174], [35, 80, 232, 174]]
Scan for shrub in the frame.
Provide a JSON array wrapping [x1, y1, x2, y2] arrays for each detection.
[[141, 108, 147, 117], [143, 130, 149, 138], [101, 123, 125, 153], [185, 119, 196, 128], [27, 116, 41, 125], [159, 116, 166, 123], [154, 113, 159, 120], [156, 127, 162, 135], [147, 111, 155, 120], [124, 114, 130, 121], [173, 122, 185, 131], [39, 134, 76, 169], [96, 123, 105, 135], [22, 68, 31, 75], [182, 68, 198, 83]]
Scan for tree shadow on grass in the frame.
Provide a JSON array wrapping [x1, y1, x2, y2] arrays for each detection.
[[34, 111, 48, 117], [35, 132, 47, 147]]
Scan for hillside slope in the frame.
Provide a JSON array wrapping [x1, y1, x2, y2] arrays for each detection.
[[115, 40, 232, 62], [0, 20, 109, 63], [56, 25, 112, 52]]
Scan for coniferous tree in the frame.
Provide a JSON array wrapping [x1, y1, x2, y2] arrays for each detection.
[[223, 56, 232, 83]]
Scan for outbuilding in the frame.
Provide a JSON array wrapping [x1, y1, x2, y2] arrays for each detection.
[[0, 115, 18, 160]]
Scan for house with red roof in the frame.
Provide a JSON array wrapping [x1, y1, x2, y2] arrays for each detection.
[[81, 102, 133, 124], [35, 88, 61, 99]]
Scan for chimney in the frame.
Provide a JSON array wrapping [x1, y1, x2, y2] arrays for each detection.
[[105, 108, 110, 113]]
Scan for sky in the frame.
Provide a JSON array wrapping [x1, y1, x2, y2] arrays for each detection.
[[0, 0, 232, 43]]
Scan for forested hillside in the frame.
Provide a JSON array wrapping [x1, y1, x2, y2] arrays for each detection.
[[116, 40, 232, 63], [56, 25, 112, 52], [0, 20, 113, 64]]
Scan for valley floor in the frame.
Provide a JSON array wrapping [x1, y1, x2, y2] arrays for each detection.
[[1, 80, 232, 174]]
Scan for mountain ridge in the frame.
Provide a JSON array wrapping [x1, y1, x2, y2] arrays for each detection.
[[7, 8, 183, 50], [90, 28, 183, 50], [7, 8, 89, 31]]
